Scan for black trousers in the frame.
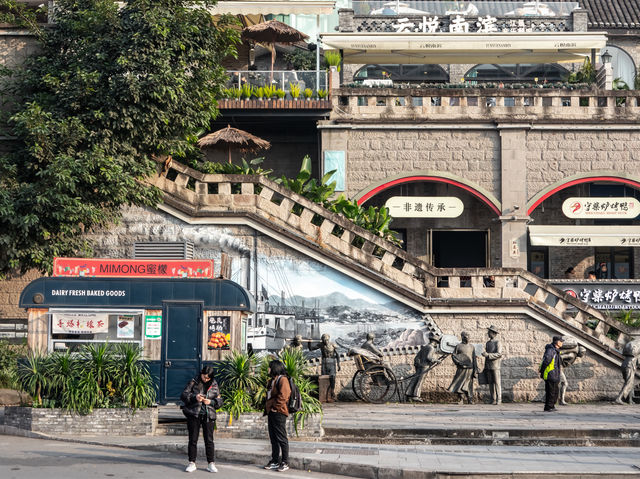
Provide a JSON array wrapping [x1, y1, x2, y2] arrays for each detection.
[[268, 411, 289, 463], [186, 414, 215, 463], [544, 380, 559, 410]]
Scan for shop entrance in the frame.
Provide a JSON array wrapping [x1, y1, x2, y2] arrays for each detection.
[[431, 230, 488, 267], [161, 301, 203, 403]]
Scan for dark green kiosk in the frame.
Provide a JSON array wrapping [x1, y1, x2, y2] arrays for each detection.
[[20, 277, 256, 403]]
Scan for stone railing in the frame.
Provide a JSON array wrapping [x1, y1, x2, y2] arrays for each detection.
[[151, 160, 636, 358], [330, 88, 640, 123], [218, 98, 332, 110]]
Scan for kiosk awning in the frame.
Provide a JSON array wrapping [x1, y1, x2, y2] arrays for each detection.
[[210, 1, 336, 15], [319, 32, 607, 64], [529, 225, 640, 247]]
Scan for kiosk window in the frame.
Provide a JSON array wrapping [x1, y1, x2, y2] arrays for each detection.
[[51, 311, 143, 352]]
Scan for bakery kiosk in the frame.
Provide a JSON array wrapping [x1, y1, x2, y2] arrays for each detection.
[[19, 258, 256, 403]]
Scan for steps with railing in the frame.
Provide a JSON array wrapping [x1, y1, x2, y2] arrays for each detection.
[[150, 159, 637, 366]]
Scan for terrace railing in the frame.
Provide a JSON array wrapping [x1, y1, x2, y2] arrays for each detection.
[[151, 159, 638, 365]]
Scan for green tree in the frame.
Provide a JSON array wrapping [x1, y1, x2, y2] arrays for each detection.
[[0, 0, 239, 274]]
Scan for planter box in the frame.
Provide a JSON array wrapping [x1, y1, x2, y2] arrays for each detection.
[[216, 412, 323, 439], [4, 406, 158, 436]]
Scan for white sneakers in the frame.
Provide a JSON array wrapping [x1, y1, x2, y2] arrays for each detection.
[[185, 461, 218, 473]]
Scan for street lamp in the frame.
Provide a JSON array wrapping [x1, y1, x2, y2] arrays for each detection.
[[601, 50, 612, 64]]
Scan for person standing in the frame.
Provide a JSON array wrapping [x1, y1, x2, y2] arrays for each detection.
[[448, 331, 477, 404], [539, 335, 563, 412], [482, 325, 503, 405], [180, 366, 223, 473], [309, 333, 341, 402], [406, 332, 439, 402], [263, 359, 292, 472]]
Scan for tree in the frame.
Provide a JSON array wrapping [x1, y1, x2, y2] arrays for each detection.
[[0, 0, 239, 274]]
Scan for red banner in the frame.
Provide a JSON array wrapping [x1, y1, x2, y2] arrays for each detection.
[[53, 258, 214, 279]]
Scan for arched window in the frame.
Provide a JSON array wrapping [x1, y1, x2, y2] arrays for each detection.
[[464, 64, 569, 83], [600, 45, 636, 88], [353, 64, 449, 83]]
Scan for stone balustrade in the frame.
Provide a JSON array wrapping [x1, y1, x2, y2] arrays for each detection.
[[331, 88, 640, 123], [151, 159, 636, 358]]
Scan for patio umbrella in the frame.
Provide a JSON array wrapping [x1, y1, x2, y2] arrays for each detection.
[[241, 20, 309, 81], [197, 125, 271, 163]]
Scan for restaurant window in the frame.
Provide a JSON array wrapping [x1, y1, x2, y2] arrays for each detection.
[[594, 248, 632, 279], [528, 248, 548, 279], [464, 63, 569, 83], [50, 309, 144, 352], [353, 64, 449, 84]]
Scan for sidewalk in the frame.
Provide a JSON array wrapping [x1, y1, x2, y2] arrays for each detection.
[[3, 403, 640, 478]]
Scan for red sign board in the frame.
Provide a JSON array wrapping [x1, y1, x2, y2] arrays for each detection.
[[53, 258, 214, 279]]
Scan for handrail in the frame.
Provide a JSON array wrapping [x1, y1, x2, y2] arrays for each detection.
[[150, 158, 639, 360]]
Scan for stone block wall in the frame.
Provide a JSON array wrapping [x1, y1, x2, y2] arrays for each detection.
[[311, 313, 622, 403], [214, 411, 323, 439], [4, 406, 158, 436]]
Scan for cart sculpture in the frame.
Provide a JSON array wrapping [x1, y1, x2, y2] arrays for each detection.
[[347, 334, 458, 403]]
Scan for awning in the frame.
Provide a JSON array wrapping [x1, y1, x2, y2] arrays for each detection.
[[319, 32, 607, 64], [529, 225, 640, 247], [210, 1, 336, 15]]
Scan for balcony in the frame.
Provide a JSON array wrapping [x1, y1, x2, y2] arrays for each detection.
[[220, 69, 332, 110], [330, 87, 640, 123]]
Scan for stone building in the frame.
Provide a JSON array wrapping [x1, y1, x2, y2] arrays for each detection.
[[1, 1, 640, 403]]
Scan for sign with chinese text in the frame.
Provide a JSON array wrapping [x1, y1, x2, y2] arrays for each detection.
[[207, 315, 230, 350], [554, 282, 640, 311], [562, 197, 639, 219], [52, 312, 109, 334], [529, 226, 640, 247], [53, 258, 214, 279], [385, 196, 464, 218], [144, 315, 162, 339]]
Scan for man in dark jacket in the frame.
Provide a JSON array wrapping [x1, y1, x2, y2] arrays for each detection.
[[540, 336, 563, 412]]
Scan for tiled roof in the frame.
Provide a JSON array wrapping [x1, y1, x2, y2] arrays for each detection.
[[581, 0, 640, 29]]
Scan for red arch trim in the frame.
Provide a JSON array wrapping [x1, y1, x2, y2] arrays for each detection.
[[357, 176, 501, 215], [527, 176, 640, 215]]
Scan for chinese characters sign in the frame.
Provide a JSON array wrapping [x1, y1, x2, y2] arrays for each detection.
[[556, 283, 640, 310], [562, 197, 639, 219], [385, 196, 464, 218], [53, 258, 214, 279], [391, 14, 502, 33], [52, 312, 109, 334], [207, 315, 230, 350], [529, 226, 640, 247]]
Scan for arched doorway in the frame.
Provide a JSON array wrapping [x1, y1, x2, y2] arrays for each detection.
[[599, 45, 636, 88], [356, 174, 500, 268]]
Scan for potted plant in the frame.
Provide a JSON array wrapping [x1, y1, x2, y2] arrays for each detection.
[[303, 88, 313, 100], [255, 86, 266, 101], [263, 84, 277, 100], [289, 82, 301, 100], [317, 89, 328, 99], [276, 88, 286, 100], [324, 50, 341, 72], [240, 83, 252, 100]]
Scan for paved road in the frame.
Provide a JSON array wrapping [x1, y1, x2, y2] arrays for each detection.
[[0, 436, 357, 479]]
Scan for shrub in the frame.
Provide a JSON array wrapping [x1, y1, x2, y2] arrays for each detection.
[[0, 339, 26, 389]]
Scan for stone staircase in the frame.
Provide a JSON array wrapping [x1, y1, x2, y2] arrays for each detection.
[[149, 159, 639, 369]]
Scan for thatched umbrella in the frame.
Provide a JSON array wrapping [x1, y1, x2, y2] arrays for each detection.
[[241, 20, 309, 81], [198, 125, 271, 163]]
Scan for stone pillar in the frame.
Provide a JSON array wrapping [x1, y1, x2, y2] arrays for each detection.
[[338, 8, 355, 32], [597, 63, 613, 90], [571, 9, 588, 32], [498, 125, 530, 269]]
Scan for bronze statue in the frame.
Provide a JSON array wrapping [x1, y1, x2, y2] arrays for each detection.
[[482, 325, 503, 405], [558, 336, 586, 405], [448, 331, 477, 404], [406, 332, 439, 402], [361, 332, 384, 364], [309, 333, 341, 402], [281, 334, 303, 354], [614, 340, 640, 405]]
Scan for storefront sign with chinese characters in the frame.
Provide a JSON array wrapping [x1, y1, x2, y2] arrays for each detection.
[[207, 315, 231, 350], [383, 15, 565, 34], [562, 197, 639, 219], [385, 196, 464, 218], [52, 311, 109, 334], [553, 282, 640, 310], [53, 258, 214, 279]]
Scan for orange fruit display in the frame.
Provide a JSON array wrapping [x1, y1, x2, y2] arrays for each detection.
[[208, 331, 229, 349]]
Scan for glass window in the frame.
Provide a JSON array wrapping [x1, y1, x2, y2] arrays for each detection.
[[599, 46, 636, 89], [50, 310, 144, 352], [465, 64, 569, 83], [595, 248, 632, 279], [353, 64, 449, 84], [529, 248, 548, 278]]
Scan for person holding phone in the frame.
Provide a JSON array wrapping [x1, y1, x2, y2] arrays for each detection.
[[180, 366, 223, 473]]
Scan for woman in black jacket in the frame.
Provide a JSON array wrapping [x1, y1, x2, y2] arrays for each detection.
[[180, 366, 223, 473]]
